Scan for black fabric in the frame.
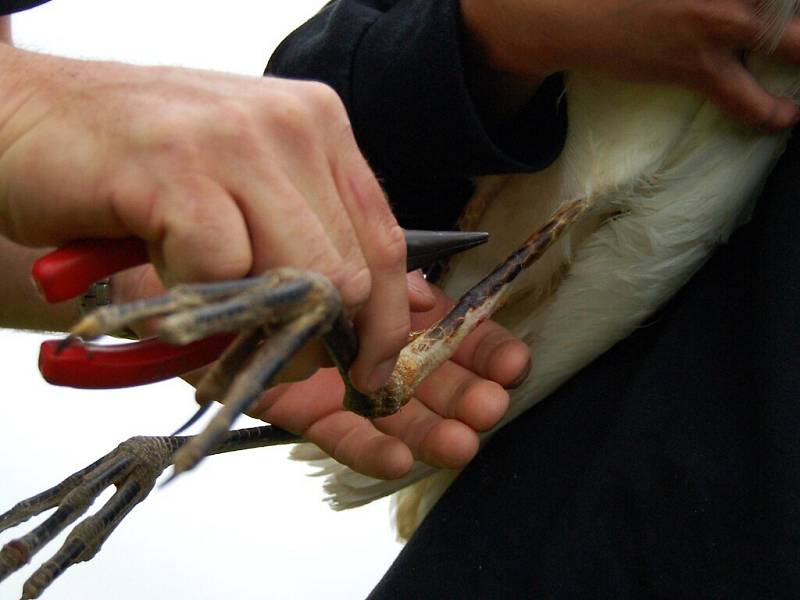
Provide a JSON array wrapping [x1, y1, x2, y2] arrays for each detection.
[[269, 2, 800, 597], [0, 0, 48, 15], [267, 0, 566, 231], [368, 139, 800, 599]]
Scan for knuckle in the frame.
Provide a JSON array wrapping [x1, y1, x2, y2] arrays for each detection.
[[744, 103, 776, 129], [725, 13, 759, 44], [682, 2, 714, 27], [299, 81, 354, 148], [209, 100, 262, 150], [689, 53, 721, 85], [688, 3, 761, 47], [686, 1, 728, 27], [374, 224, 407, 270], [301, 80, 347, 118], [460, 380, 507, 431], [381, 314, 412, 351], [149, 133, 203, 171], [132, 115, 206, 171], [260, 91, 317, 143], [332, 263, 372, 311]]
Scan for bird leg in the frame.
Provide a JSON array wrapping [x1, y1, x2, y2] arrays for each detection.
[[0, 427, 300, 599], [67, 197, 594, 476], [62, 267, 344, 480], [0, 196, 591, 598], [354, 194, 593, 415]]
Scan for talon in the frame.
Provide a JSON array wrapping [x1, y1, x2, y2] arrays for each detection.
[[169, 402, 212, 436], [54, 335, 79, 356], [66, 313, 105, 341], [0, 539, 29, 579], [0, 427, 297, 597], [170, 445, 203, 480], [158, 471, 180, 489]]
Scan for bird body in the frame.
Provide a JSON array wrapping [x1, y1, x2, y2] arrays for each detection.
[[301, 0, 800, 539]]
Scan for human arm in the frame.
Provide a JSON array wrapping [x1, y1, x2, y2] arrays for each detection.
[[0, 1, 527, 478], [0, 42, 411, 394], [272, 0, 800, 195], [460, 0, 800, 130], [263, 0, 540, 475]]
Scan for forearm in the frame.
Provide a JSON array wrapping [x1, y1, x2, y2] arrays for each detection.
[[0, 16, 76, 331], [459, 0, 547, 126], [0, 236, 79, 331]]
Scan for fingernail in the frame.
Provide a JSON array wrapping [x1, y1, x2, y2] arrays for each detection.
[[367, 357, 397, 392], [508, 357, 533, 389]]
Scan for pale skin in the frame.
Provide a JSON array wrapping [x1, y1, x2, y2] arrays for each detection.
[[460, 0, 800, 130], [4, 0, 800, 482], [254, 0, 800, 478], [0, 13, 530, 480], [0, 52, 412, 398]]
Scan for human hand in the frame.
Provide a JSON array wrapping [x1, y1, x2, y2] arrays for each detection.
[[460, 0, 800, 130], [0, 47, 409, 393], [248, 281, 532, 479]]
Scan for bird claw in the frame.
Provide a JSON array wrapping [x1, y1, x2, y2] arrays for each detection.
[[0, 426, 298, 598], [2, 198, 591, 597], [0, 436, 176, 599]]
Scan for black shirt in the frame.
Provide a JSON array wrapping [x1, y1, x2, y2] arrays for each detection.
[[267, 0, 566, 231], [269, 2, 800, 598], [0, 0, 48, 15]]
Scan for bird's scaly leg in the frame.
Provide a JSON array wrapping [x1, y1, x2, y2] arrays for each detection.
[[0, 426, 299, 599], [355, 195, 593, 416], [64, 198, 594, 471]]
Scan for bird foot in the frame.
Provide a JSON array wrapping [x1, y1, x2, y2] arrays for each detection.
[[0, 426, 298, 599], [1, 196, 591, 597], [0, 435, 176, 599]]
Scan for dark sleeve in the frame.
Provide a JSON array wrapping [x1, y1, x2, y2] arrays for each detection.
[[267, 0, 567, 230], [370, 137, 800, 600], [0, 0, 49, 15]]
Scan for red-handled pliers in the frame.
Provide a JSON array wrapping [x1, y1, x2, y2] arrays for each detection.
[[34, 230, 488, 389]]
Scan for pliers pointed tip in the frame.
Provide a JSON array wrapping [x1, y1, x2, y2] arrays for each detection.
[[405, 229, 489, 271]]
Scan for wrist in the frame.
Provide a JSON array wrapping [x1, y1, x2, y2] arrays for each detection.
[[0, 45, 49, 151], [459, 0, 560, 78], [458, 0, 548, 125]]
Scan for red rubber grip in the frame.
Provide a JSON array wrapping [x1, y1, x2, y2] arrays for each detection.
[[38, 334, 234, 388], [32, 238, 149, 303]]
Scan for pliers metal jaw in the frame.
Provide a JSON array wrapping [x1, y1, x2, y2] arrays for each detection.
[[34, 229, 488, 389]]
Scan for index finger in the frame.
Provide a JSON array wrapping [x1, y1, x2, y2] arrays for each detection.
[[772, 18, 800, 63], [334, 145, 410, 394], [702, 58, 799, 130]]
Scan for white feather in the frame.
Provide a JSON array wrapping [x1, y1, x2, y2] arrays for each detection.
[[298, 1, 800, 540]]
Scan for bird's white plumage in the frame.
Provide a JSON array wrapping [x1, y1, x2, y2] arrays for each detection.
[[293, 0, 800, 540]]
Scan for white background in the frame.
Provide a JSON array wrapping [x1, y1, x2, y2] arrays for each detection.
[[0, 2, 403, 599]]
